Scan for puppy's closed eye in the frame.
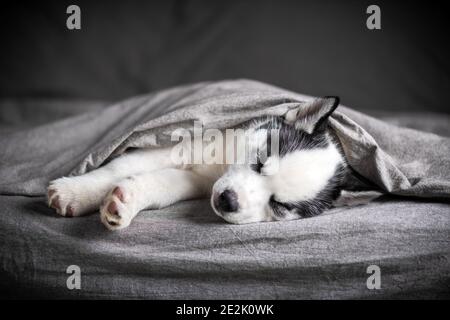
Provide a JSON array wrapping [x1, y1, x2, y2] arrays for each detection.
[[250, 157, 264, 173], [269, 195, 293, 218]]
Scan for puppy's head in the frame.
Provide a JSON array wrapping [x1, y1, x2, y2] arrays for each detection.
[[211, 97, 346, 224]]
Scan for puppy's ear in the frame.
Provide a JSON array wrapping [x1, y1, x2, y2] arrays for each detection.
[[284, 96, 340, 134]]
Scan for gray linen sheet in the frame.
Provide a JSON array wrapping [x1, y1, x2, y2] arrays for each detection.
[[0, 80, 449, 298]]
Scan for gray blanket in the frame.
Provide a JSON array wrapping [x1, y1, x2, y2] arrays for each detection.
[[0, 80, 449, 299], [1, 80, 449, 198]]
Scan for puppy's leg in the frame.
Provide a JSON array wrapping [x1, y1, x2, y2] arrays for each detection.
[[47, 147, 176, 217], [100, 168, 210, 230]]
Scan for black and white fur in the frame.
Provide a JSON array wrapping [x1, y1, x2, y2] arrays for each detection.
[[47, 97, 370, 230]]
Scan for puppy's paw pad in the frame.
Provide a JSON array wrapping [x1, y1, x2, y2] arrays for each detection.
[[99, 184, 140, 231], [107, 200, 120, 218], [112, 186, 125, 202], [47, 186, 71, 216], [48, 189, 57, 201], [48, 193, 60, 210], [66, 205, 75, 217], [100, 207, 131, 230]]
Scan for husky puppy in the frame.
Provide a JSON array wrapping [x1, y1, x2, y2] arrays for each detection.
[[48, 97, 363, 230]]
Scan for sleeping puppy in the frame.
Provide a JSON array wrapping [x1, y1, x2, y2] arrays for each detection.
[[47, 97, 376, 230]]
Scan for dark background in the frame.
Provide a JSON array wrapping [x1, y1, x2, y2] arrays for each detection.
[[0, 0, 449, 113]]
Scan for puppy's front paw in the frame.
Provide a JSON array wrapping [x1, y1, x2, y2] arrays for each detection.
[[47, 177, 100, 217], [100, 186, 137, 230]]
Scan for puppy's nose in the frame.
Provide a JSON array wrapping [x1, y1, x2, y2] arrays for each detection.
[[217, 189, 239, 213]]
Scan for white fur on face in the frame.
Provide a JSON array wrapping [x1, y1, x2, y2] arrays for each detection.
[[268, 144, 342, 203], [211, 165, 273, 224], [211, 142, 343, 224]]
